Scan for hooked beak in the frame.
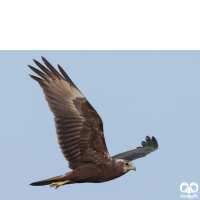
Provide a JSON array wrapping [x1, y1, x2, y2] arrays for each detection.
[[129, 164, 136, 171]]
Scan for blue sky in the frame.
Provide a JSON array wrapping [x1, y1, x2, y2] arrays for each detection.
[[1, 51, 199, 200]]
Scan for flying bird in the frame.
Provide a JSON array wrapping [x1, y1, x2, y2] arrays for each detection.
[[29, 57, 158, 189]]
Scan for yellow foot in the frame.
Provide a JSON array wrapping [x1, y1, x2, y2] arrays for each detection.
[[50, 180, 71, 189]]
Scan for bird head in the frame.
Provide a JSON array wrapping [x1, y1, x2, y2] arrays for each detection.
[[123, 160, 136, 172], [114, 159, 136, 173]]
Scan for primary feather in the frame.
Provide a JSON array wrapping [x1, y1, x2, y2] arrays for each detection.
[[29, 57, 110, 170], [111, 136, 158, 161]]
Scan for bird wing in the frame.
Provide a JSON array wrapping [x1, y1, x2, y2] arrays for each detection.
[[29, 57, 110, 169], [111, 136, 158, 161]]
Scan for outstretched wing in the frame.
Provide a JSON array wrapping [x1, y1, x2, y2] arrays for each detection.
[[111, 136, 158, 161], [29, 57, 110, 169]]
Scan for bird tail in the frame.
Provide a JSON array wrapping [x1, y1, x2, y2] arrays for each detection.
[[30, 174, 66, 186]]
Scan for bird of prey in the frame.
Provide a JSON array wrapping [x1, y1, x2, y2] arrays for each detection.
[[29, 57, 158, 189]]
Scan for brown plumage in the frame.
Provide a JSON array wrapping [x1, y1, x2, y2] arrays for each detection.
[[29, 57, 158, 189]]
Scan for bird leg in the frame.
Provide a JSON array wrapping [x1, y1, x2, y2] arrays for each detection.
[[50, 180, 71, 189]]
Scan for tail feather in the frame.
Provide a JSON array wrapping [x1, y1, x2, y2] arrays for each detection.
[[30, 174, 64, 186]]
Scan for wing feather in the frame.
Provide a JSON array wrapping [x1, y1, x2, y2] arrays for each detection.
[[111, 136, 158, 161], [29, 57, 110, 169]]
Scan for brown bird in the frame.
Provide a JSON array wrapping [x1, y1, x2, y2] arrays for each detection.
[[29, 57, 158, 189]]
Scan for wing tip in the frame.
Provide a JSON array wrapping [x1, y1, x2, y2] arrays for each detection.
[[33, 57, 46, 66], [41, 56, 49, 64], [41, 56, 45, 61], [28, 65, 35, 71], [33, 59, 40, 66], [57, 64, 63, 71], [29, 74, 35, 79], [152, 136, 158, 150], [29, 74, 43, 82], [141, 135, 158, 150]]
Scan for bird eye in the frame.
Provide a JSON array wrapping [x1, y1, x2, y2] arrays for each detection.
[[125, 163, 129, 166]]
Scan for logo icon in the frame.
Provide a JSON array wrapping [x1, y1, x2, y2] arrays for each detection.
[[180, 182, 198, 199]]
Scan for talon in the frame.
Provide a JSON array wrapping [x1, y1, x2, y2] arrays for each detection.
[[50, 180, 71, 189]]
